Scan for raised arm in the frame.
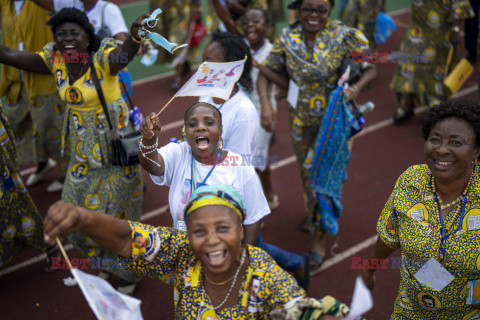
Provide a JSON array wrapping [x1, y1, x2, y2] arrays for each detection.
[[44, 200, 133, 257], [138, 112, 165, 177], [30, 0, 55, 12], [0, 45, 50, 74], [210, 0, 242, 36], [108, 14, 148, 75], [257, 72, 276, 132]]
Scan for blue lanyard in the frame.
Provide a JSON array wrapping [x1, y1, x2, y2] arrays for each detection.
[[434, 195, 467, 260], [191, 150, 220, 192]]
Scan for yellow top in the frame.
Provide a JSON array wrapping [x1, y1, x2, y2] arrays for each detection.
[[0, 0, 57, 104]]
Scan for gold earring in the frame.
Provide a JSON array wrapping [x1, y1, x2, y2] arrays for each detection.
[[218, 138, 223, 150]]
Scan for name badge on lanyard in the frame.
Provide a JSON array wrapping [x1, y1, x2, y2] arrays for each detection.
[[414, 258, 454, 291]]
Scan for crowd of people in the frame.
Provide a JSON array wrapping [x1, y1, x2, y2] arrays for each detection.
[[2, 0, 480, 319]]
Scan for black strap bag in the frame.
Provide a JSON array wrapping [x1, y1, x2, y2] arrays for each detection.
[[90, 63, 141, 166]]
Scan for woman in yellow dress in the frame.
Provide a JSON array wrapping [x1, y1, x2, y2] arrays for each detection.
[[44, 184, 355, 319], [0, 8, 146, 294]]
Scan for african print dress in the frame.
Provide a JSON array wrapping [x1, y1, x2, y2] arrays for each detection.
[[378, 164, 480, 319], [0, 104, 47, 268], [0, 0, 66, 167], [264, 21, 369, 233], [390, 0, 473, 108], [38, 39, 143, 281], [342, 0, 380, 49]]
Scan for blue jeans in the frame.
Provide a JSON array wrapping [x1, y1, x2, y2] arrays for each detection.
[[255, 233, 303, 272]]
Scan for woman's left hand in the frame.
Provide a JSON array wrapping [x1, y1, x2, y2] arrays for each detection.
[[343, 86, 358, 102], [130, 14, 150, 41]]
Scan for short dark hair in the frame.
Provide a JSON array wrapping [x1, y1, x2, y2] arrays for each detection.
[[209, 32, 253, 93], [422, 99, 480, 146], [48, 8, 100, 53], [244, 8, 271, 24], [184, 102, 223, 124], [287, 0, 335, 10]]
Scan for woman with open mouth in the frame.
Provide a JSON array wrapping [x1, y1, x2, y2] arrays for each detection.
[[0, 8, 147, 294], [363, 99, 480, 318], [43, 184, 355, 319], [139, 102, 311, 291]]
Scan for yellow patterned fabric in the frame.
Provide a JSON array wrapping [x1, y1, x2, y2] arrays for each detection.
[[127, 221, 305, 319], [0, 104, 47, 268], [390, 0, 474, 107], [342, 0, 380, 49], [377, 164, 480, 319], [38, 39, 143, 282], [264, 20, 368, 233]]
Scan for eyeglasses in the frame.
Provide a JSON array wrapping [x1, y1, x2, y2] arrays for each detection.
[[300, 7, 328, 16]]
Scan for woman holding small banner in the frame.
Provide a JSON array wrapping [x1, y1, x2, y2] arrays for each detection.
[[0, 8, 147, 294], [44, 184, 356, 319]]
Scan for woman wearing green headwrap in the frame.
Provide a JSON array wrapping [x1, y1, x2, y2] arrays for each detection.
[[44, 184, 353, 319]]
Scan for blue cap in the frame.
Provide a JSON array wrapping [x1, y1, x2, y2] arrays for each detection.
[[169, 137, 177, 143]]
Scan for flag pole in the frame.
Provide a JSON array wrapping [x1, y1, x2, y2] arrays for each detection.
[[56, 237, 73, 269], [155, 95, 177, 117]]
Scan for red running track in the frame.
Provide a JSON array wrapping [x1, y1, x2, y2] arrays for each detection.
[[1, 9, 480, 320]]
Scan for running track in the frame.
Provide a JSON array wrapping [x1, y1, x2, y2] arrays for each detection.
[[1, 8, 480, 320]]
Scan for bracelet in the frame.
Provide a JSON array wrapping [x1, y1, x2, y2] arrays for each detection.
[[139, 138, 158, 150], [451, 26, 460, 33], [140, 149, 162, 168], [130, 32, 143, 44], [351, 84, 359, 96]]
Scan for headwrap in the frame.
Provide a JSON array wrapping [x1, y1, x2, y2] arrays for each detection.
[[287, 0, 334, 10], [184, 185, 246, 223]]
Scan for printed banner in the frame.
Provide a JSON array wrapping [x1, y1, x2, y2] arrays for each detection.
[[175, 57, 247, 100], [71, 269, 143, 320]]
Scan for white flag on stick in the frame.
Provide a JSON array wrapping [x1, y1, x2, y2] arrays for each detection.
[[71, 269, 143, 320], [175, 57, 247, 100]]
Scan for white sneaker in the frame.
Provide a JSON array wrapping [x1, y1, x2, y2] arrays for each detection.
[[26, 159, 56, 187], [47, 180, 64, 192]]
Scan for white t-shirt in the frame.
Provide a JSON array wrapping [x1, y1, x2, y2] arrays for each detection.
[[53, 0, 128, 37], [199, 89, 258, 157], [150, 141, 270, 231]]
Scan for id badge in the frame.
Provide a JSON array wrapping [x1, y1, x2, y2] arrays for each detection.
[[413, 258, 454, 291], [287, 79, 300, 109], [467, 280, 480, 305], [176, 220, 187, 232]]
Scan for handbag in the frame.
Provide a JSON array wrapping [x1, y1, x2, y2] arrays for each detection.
[[96, 2, 112, 40], [444, 45, 474, 94], [90, 63, 141, 166]]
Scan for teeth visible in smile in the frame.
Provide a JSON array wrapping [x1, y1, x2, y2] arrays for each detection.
[[65, 45, 75, 49], [435, 160, 454, 166], [308, 21, 319, 25], [207, 251, 223, 258]]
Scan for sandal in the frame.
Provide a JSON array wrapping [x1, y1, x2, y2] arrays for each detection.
[[309, 251, 325, 272], [392, 107, 414, 125], [296, 253, 311, 291], [44, 244, 60, 273]]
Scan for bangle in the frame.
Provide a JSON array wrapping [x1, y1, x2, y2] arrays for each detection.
[[351, 84, 359, 96], [451, 26, 460, 33], [130, 32, 142, 44], [140, 138, 158, 150]]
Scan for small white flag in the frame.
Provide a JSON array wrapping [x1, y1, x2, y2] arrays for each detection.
[[175, 57, 247, 100], [344, 276, 373, 320], [71, 269, 143, 320]]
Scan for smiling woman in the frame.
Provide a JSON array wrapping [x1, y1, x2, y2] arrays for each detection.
[[43, 184, 355, 319], [0, 7, 150, 294], [362, 99, 480, 319]]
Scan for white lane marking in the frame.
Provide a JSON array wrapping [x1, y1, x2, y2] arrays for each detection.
[[0, 205, 169, 277], [311, 235, 378, 276]]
